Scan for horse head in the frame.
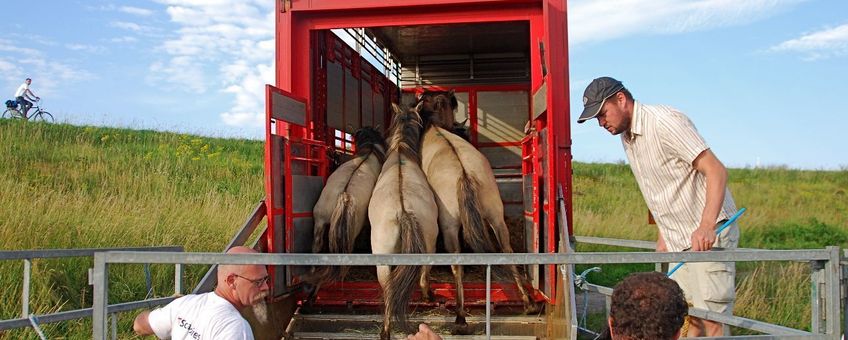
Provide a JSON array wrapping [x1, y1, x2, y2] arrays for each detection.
[[353, 126, 387, 163], [416, 90, 457, 130]]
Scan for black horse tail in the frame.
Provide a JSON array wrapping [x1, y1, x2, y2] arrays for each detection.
[[385, 210, 426, 333], [458, 173, 498, 253]]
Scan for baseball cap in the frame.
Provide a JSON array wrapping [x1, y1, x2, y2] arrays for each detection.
[[577, 77, 625, 123]]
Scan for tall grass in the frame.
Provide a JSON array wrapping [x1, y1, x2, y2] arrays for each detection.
[[1, 120, 845, 337], [0, 120, 264, 339]]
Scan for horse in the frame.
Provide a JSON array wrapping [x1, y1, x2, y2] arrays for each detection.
[[419, 91, 539, 334], [368, 104, 439, 340], [416, 89, 469, 141], [303, 126, 386, 299]]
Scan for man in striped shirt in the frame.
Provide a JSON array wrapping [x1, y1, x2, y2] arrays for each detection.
[[577, 77, 739, 337]]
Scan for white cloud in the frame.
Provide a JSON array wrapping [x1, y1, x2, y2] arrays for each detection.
[[568, 0, 803, 46], [110, 21, 154, 33], [770, 23, 848, 60], [120, 6, 154, 16], [152, 0, 275, 128], [66, 43, 106, 54], [0, 39, 94, 97], [110, 36, 138, 44]]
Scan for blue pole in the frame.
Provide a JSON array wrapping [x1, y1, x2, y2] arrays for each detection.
[[667, 207, 746, 277]]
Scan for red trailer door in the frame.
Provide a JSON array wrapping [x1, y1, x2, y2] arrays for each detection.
[[265, 85, 328, 297]]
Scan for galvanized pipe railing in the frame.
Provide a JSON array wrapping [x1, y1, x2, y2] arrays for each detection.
[[91, 248, 841, 340], [576, 236, 843, 340], [0, 246, 183, 337]]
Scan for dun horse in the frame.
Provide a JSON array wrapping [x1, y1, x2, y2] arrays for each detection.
[[369, 104, 439, 340], [304, 127, 386, 298], [419, 91, 539, 333]]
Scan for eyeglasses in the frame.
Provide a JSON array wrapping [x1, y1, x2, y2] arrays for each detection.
[[233, 274, 269, 288]]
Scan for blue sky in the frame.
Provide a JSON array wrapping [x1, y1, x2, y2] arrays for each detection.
[[2, 1, 846, 169]]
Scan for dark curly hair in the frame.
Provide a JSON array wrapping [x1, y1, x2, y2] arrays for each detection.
[[609, 272, 688, 340]]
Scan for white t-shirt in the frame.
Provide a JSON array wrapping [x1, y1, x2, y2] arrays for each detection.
[[147, 292, 254, 340], [14, 83, 28, 97]]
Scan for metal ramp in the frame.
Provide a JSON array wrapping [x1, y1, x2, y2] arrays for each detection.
[[285, 310, 543, 340]]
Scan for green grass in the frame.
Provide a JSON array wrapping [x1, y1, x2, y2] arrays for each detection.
[[0, 120, 265, 339], [1, 120, 845, 338]]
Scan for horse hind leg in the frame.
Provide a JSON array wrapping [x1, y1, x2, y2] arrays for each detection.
[[489, 218, 542, 315], [442, 226, 470, 334], [419, 265, 434, 302]]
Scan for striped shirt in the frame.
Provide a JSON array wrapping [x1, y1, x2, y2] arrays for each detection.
[[622, 102, 738, 252]]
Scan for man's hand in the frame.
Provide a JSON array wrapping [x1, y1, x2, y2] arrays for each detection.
[[656, 234, 667, 252], [690, 225, 716, 251], [407, 323, 443, 340]]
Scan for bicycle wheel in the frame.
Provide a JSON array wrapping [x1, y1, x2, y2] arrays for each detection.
[[2, 109, 22, 119], [31, 111, 54, 123]]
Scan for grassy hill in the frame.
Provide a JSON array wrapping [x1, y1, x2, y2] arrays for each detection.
[[1, 120, 845, 338]]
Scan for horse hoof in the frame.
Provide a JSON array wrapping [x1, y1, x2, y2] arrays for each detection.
[[451, 322, 472, 335], [380, 330, 391, 340], [421, 289, 436, 302]]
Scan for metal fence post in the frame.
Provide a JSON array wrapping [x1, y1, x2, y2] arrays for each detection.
[[175, 263, 183, 295], [486, 264, 491, 340], [811, 260, 825, 333], [92, 253, 109, 340], [842, 250, 848, 340], [22, 258, 31, 318], [825, 246, 841, 339]]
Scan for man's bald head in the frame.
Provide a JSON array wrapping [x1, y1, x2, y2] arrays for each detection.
[[218, 246, 260, 280], [215, 246, 270, 309]]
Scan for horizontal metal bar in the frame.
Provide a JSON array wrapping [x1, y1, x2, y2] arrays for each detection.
[[575, 236, 765, 252], [584, 283, 613, 295], [688, 308, 811, 336], [0, 297, 175, 331], [575, 236, 656, 249], [0, 246, 183, 261], [100, 249, 832, 267]]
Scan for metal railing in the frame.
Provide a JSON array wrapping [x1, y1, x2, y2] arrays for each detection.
[[575, 236, 843, 339], [0, 246, 183, 338], [91, 248, 842, 340]]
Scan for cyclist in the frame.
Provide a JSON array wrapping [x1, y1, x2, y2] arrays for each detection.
[[14, 78, 40, 118]]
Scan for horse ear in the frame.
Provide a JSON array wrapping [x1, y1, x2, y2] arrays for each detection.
[[374, 124, 382, 131], [346, 123, 355, 132], [448, 89, 455, 95], [391, 103, 404, 115]]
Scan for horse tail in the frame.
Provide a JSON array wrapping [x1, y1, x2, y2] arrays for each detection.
[[322, 191, 355, 282], [385, 210, 426, 333], [458, 173, 498, 254]]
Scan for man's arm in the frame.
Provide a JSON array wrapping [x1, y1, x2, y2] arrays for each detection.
[[133, 310, 155, 336], [689, 148, 727, 251], [25, 89, 38, 101]]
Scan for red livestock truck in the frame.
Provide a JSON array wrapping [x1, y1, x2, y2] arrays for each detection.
[[260, 1, 575, 338]]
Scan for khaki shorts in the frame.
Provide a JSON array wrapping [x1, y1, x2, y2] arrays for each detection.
[[671, 222, 740, 314]]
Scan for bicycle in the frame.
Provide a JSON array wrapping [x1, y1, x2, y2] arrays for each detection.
[[2, 98, 53, 122]]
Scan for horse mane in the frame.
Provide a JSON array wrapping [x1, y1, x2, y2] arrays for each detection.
[[353, 126, 387, 164], [387, 103, 423, 164]]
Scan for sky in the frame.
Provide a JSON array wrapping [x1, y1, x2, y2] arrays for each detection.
[[1, 1, 846, 170]]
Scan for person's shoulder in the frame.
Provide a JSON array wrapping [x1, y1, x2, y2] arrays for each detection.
[[645, 104, 694, 127]]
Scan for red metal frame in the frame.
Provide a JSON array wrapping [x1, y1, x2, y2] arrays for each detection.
[[271, 0, 571, 305]]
